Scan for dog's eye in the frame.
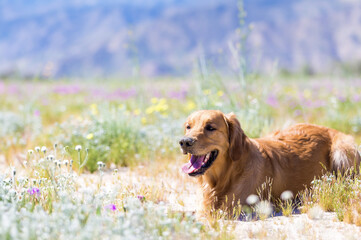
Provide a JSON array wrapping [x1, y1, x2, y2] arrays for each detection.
[[186, 125, 191, 130], [205, 125, 216, 131]]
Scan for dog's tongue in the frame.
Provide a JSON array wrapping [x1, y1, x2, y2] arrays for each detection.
[[182, 155, 206, 174]]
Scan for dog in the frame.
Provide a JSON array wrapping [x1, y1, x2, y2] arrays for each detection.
[[179, 110, 360, 213]]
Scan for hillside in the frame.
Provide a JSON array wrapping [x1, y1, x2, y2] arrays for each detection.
[[0, 0, 360, 77]]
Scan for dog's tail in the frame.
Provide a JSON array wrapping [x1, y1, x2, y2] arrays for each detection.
[[330, 131, 361, 175]]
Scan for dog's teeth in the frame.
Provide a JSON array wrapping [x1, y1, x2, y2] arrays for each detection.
[[204, 153, 211, 162]]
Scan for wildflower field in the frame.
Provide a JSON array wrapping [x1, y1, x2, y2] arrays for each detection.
[[1, 76, 361, 239]]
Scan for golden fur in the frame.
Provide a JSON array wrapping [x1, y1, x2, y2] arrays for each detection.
[[180, 110, 361, 212]]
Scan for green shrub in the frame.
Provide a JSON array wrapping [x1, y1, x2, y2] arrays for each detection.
[[59, 105, 181, 172]]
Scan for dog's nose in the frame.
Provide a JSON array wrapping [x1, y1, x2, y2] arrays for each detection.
[[179, 137, 196, 148]]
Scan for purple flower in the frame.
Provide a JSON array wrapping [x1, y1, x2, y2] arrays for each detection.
[[294, 109, 302, 117], [352, 95, 361, 103], [53, 85, 81, 95], [104, 204, 117, 211], [34, 109, 40, 117], [0, 81, 4, 94], [337, 95, 347, 103], [137, 195, 145, 202], [28, 187, 40, 197], [265, 94, 279, 108], [168, 90, 188, 100], [310, 100, 326, 108], [111, 88, 137, 100], [152, 90, 162, 98], [8, 85, 19, 94], [91, 88, 107, 98]]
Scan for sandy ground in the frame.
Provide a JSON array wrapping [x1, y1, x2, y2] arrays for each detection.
[[232, 212, 361, 239], [85, 165, 361, 240], [3, 154, 361, 240]]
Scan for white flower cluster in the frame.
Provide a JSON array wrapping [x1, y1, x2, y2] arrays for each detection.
[[0, 144, 206, 240]]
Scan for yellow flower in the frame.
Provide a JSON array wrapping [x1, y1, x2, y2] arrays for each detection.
[[86, 133, 94, 140], [141, 117, 147, 125], [303, 89, 312, 99], [159, 98, 167, 105], [155, 103, 168, 112], [203, 89, 211, 95], [151, 98, 158, 104], [284, 87, 296, 95], [133, 109, 141, 116], [90, 104, 98, 115], [186, 101, 196, 111], [146, 106, 155, 114], [146, 98, 168, 114], [217, 90, 224, 97]]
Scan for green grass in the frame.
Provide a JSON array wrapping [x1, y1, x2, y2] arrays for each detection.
[[2, 76, 361, 168], [301, 170, 361, 225]]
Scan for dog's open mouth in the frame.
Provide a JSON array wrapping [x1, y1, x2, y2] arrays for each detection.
[[182, 150, 218, 176]]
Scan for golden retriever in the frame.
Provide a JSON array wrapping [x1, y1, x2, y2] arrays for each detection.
[[179, 110, 360, 213]]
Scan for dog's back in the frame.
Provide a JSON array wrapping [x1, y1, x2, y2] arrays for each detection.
[[255, 123, 360, 197]]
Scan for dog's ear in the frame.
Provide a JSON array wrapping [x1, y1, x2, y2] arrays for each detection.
[[225, 113, 245, 161]]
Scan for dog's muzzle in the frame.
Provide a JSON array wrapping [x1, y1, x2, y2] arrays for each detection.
[[179, 137, 196, 154]]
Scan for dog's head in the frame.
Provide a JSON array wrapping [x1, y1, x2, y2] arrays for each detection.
[[180, 110, 245, 177]]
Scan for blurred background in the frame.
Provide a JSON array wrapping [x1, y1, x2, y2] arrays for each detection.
[[1, 0, 361, 171], [1, 0, 361, 79]]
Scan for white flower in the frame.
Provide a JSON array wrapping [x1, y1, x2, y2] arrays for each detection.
[[63, 160, 69, 166], [307, 205, 324, 220], [75, 145, 82, 151], [18, 177, 27, 184], [35, 146, 41, 152], [28, 149, 34, 155], [246, 194, 259, 205], [47, 155, 55, 161], [255, 200, 273, 218], [97, 161, 105, 169], [9, 189, 17, 197], [41, 146, 47, 153], [280, 190, 293, 201]]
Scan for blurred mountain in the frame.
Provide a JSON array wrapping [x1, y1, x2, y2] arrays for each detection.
[[0, 0, 360, 78]]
